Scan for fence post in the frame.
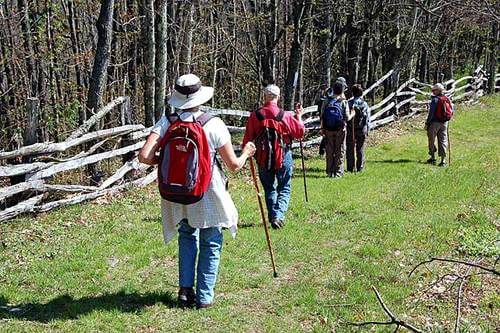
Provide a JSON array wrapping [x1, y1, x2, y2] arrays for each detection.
[[8, 98, 40, 186], [120, 97, 135, 179]]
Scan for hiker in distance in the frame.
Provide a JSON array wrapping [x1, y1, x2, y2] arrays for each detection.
[[318, 77, 348, 156], [346, 84, 371, 172], [242, 84, 305, 230], [321, 81, 354, 178], [138, 74, 256, 309], [425, 83, 454, 166]]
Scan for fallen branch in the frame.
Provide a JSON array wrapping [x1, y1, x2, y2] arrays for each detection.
[[0, 195, 44, 223], [455, 266, 474, 333], [409, 257, 500, 277], [26, 141, 145, 181], [0, 124, 143, 160], [35, 170, 157, 213], [66, 96, 127, 141], [349, 286, 423, 333]]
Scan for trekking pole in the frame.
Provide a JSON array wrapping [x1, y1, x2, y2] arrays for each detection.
[[249, 158, 278, 278], [447, 122, 451, 165], [351, 119, 356, 172], [299, 139, 309, 202]]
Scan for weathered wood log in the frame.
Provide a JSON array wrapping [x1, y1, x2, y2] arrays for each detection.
[[66, 96, 127, 141], [0, 162, 53, 178], [410, 100, 429, 106], [370, 92, 396, 111], [0, 124, 143, 160], [227, 126, 246, 134], [371, 102, 396, 121], [454, 76, 473, 86], [363, 70, 394, 97], [35, 170, 157, 213], [27, 141, 145, 180], [396, 96, 416, 109], [200, 106, 250, 117], [371, 115, 395, 129], [43, 184, 98, 193], [0, 180, 100, 202], [0, 195, 43, 223], [396, 91, 416, 97], [0, 180, 44, 201], [453, 91, 474, 102], [413, 80, 434, 89], [395, 78, 416, 93], [126, 126, 153, 141], [99, 157, 149, 189]]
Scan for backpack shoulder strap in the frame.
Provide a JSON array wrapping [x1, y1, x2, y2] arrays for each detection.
[[255, 108, 264, 121], [196, 112, 215, 127], [275, 109, 285, 122]]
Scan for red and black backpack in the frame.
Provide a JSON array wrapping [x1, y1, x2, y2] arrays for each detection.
[[157, 112, 215, 205], [254, 109, 288, 171], [435, 95, 453, 122]]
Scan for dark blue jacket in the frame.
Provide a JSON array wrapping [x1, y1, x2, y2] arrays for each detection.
[[427, 94, 454, 124]]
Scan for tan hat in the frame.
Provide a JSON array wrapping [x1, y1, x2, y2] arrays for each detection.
[[168, 74, 214, 109], [432, 83, 445, 92], [264, 84, 280, 97]]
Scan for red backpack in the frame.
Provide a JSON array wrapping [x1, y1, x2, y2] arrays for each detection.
[[254, 109, 288, 171], [157, 112, 214, 205], [435, 95, 453, 122]]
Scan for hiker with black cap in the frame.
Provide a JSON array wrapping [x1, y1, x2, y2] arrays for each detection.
[[139, 74, 256, 309], [321, 81, 354, 178], [318, 77, 348, 156], [242, 84, 305, 230], [425, 83, 454, 166]]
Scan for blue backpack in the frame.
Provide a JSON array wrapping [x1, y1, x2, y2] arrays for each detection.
[[322, 98, 345, 131]]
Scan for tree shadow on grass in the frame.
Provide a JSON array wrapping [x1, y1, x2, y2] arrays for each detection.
[[0, 290, 177, 323]]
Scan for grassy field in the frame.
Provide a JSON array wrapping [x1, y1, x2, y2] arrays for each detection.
[[1, 96, 499, 332]]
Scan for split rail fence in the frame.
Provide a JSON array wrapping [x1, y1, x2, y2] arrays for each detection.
[[0, 66, 497, 223]]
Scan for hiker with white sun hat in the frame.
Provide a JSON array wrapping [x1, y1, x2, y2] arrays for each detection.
[[139, 73, 256, 309]]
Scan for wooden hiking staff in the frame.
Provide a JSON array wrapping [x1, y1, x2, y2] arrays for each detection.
[[295, 103, 308, 202], [249, 158, 278, 278], [351, 118, 356, 172], [447, 122, 451, 165], [299, 139, 309, 202]]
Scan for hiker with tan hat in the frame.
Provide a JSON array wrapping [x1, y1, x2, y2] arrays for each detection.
[[138, 74, 256, 309], [425, 83, 454, 166]]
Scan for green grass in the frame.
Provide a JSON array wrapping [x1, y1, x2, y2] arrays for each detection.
[[1, 96, 499, 332]]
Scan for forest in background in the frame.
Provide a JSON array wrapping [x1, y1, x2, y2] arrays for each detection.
[[0, 0, 498, 149]]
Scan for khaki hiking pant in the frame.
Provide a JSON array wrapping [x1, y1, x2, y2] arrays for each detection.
[[427, 121, 448, 157], [325, 128, 346, 177]]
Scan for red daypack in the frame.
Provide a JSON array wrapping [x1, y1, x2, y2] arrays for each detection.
[[254, 109, 288, 171], [157, 112, 214, 205], [435, 95, 453, 122]]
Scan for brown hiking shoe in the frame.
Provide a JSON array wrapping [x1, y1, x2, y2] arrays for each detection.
[[177, 287, 196, 308], [271, 218, 284, 230], [196, 302, 213, 309]]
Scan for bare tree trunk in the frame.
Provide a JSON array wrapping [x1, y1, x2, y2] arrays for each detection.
[[283, 1, 312, 111], [179, 0, 194, 74], [142, 0, 155, 126], [155, 0, 168, 120], [18, 0, 36, 96], [86, 0, 115, 185], [488, 22, 498, 93]]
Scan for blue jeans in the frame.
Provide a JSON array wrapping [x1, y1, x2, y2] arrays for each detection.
[[178, 220, 223, 305], [258, 149, 293, 221]]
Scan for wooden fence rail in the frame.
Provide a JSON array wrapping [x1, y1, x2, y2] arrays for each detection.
[[0, 66, 495, 223]]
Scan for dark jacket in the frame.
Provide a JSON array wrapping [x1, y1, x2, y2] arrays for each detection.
[[348, 97, 371, 135], [427, 94, 454, 124]]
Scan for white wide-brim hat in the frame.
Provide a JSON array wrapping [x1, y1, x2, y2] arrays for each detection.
[[168, 74, 214, 109]]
